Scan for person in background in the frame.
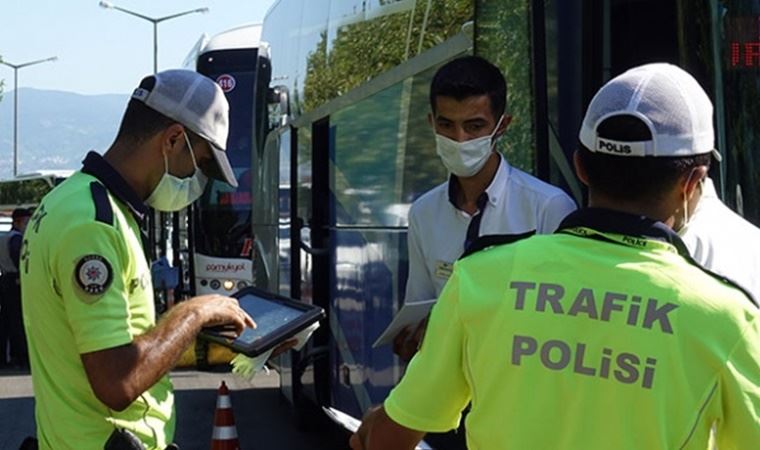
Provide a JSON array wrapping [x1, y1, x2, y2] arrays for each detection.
[[0, 207, 32, 368], [353, 63, 760, 450]]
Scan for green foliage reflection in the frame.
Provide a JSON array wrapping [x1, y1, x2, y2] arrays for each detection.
[[476, 0, 534, 173], [303, 0, 473, 112]]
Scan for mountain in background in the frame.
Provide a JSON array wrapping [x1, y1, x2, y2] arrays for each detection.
[[0, 88, 127, 179]]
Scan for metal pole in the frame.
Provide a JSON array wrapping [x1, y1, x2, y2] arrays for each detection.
[[153, 19, 170, 306], [1, 57, 56, 178], [153, 21, 158, 74], [13, 67, 18, 177]]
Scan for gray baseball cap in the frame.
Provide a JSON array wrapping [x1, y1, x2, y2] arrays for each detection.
[[131, 69, 238, 187]]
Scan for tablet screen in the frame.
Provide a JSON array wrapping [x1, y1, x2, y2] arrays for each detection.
[[234, 294, 305, 345], [199, 287, 324, 356]]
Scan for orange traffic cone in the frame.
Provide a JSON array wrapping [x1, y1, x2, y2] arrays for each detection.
[[211, 381, 240, 450]]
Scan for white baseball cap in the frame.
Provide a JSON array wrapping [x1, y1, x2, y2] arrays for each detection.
[[579, 63, 721, 162], [131, 69, 238, 187]]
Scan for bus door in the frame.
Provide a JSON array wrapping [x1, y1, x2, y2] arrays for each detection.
[[257, 117, 333, 421], [253, 124, 304, 406], [282, 110, 396, 421], [285, 119, 333, 418], [315, 55, 454, 418]]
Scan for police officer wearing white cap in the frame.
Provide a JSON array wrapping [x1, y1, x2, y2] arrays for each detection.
[[21, 70, 256, 449], [579, 62, 760, 302]]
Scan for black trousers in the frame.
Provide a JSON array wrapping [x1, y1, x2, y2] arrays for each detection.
[[0, 275, 11, 365], [0, 274, 27, 367]]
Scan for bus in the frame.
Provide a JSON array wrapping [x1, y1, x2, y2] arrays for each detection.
[[253, 0, 760, 424], [183, 24, 272, 297]]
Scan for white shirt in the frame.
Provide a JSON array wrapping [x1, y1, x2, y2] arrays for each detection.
[[405, 155, 577, 302], [680, 178, 760, 302]]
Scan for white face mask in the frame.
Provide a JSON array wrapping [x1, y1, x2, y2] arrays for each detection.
[[676, 169, 703, 235], [434, 115, 504, 177], [146, 133, 208, 212]]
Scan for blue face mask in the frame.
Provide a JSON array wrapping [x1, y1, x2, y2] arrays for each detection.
[[146, 132, 208, 212]]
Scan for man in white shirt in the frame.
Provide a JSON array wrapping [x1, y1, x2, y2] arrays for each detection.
[[394, 56, 577, 360], [680, 177, 760, 301]]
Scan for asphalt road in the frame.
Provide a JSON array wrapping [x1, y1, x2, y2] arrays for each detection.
[[0, 367, 349, 450]]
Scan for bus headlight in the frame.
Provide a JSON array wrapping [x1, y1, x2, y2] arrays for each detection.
[[223, 280, 235, 291], [209, 279, 221, 290]]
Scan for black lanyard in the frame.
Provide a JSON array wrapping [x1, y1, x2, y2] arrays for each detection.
[[557, 208, 757, 307], [464, 192, 489, 252]]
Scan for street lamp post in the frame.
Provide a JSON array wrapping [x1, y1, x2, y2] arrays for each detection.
[[98, 1, 209, 74], [0, 56, 58, 177]]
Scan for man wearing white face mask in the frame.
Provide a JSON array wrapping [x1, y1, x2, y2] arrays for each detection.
[[394, 56, 577, 362], [20, 70, 257, 450]]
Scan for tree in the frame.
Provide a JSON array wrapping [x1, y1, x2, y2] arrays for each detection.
[[0, 179, 51, 208]]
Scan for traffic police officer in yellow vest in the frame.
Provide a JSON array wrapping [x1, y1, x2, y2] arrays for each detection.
[[21, 70, 255, 449], [350, 63, 760, 449]]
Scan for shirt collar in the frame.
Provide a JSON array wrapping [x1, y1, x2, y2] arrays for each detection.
[[447, 153, 509, 209], [485, 154, 509, 206], [556, 207, 689, 254], [81, 151, 148, 221]]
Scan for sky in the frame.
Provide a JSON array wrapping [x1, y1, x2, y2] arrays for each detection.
[[0, 0, 276, 95]]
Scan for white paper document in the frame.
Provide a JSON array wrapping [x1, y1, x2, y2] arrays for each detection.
[[322, 407, 432, 449], [322, 406, 362, 433], [372, 299, 436, 349], [232, 322, 321, 382]]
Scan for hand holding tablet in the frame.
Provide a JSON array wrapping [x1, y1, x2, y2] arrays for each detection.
[[200, 286, 325, 357]]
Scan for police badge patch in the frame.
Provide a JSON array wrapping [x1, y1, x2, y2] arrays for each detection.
[[75, 254, 113, 296]]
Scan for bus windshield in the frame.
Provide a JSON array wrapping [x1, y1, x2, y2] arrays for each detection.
[[194, 49, 258, 258]]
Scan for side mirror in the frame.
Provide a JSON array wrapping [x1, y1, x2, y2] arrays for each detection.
[[267, 85, 290, 127]]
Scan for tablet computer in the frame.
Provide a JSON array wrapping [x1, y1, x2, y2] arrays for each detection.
[[199, 286, 325, 357]]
